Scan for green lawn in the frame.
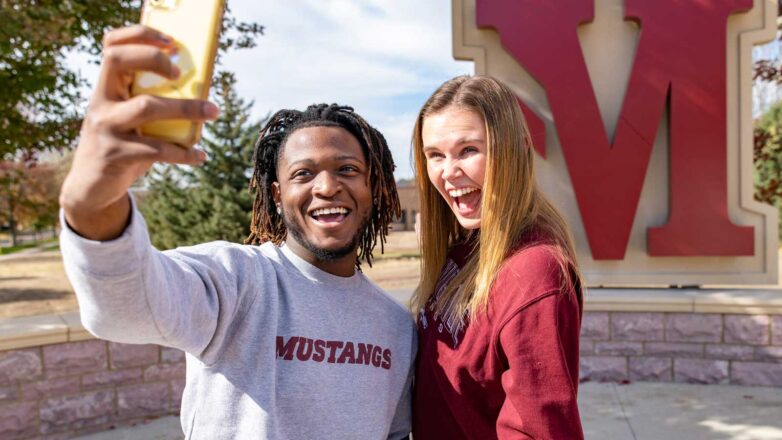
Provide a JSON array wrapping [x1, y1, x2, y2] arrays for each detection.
[[0, 238, 59, 255], [0, 242, 39, 255]]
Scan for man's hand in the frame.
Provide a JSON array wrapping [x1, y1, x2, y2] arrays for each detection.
[[60, 25, 219, 241]]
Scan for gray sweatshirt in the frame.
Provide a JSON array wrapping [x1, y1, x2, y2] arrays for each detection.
[[59, 201, 416, 439]]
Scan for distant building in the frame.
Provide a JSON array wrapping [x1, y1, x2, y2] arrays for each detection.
[[390, 182, 420, 232]]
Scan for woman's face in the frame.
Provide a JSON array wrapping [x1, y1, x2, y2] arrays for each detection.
[[421, 106, 487, 230]]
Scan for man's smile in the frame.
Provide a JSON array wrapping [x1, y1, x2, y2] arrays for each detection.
[[308, 206, 352, 226]]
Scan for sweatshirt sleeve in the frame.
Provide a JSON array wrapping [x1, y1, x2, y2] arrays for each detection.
[[495, 290, 583, 439], [59, 195, 261, 361]]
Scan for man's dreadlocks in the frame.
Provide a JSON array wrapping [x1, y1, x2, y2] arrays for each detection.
[[246, 103, 401, 267]]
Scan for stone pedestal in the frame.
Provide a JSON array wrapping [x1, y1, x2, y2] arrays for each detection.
[[579, 288, 782, 386]]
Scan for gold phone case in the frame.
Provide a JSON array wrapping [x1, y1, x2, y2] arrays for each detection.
[[131, 0, 225, 147]]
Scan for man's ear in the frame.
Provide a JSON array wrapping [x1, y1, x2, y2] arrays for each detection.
[[272, 182, 281, 206]]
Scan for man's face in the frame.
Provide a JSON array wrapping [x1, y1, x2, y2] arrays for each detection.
[[273, 126, 373, 263]]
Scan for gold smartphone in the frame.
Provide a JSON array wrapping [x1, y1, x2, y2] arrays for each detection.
[[131, 0, 225, 147]]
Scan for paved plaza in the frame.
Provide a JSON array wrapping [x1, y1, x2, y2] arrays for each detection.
[[74, 381, 782, 440]]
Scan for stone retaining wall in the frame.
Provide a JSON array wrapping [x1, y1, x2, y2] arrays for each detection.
[[579, 312, 782, 386], [0, 340, 185, 439], [0, 289, 780, 438]]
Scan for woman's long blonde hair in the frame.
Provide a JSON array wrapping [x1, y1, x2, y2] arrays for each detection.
[[411, 75, 579, 321]]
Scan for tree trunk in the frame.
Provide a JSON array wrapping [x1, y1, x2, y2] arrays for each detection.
[[9, 193, 17, 247], [9, 219, 17, 247]]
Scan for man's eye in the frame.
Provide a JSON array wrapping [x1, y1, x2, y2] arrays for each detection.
[[292, 170, 311, 178], [341, 165, 359, 173]]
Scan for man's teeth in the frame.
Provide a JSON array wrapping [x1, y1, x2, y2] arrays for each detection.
[[448, 187, 480, 198], [311, 207, 349, 217]]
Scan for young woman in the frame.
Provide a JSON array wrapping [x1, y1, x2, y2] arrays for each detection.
[[411, 75, 584, 439]]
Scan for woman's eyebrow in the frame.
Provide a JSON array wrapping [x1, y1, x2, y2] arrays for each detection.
[[424, 137, 484, 151], [455, 137, 484, 145]]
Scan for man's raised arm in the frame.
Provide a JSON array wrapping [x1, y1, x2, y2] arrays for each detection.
[[59, 25, 218, 241], [57, 26, 254, 359]]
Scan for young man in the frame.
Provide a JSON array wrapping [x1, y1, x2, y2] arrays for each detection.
[[59, 25, 415, 439]]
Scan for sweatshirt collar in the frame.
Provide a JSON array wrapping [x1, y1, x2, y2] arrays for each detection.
[[280, 244, 363, 290]]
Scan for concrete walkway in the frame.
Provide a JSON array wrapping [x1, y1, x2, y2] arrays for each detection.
[[580, 382, 782, 439], [74, 382, 782, 440]]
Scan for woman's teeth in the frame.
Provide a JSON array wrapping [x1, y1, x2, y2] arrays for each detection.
[[448, 187, 479, 198]]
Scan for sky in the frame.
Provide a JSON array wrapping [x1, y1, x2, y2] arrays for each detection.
[[67, 0, 474, 179], [65, 2, 778, 176]]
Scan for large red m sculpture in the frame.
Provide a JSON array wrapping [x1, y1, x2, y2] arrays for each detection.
[[478, 0, 755, 259]]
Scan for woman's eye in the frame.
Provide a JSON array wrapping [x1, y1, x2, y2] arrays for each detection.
[[292, 170, 311, 179], [426, 152, 444, 160], [341, 165, 359, 173], [462, 146, 478, 155]]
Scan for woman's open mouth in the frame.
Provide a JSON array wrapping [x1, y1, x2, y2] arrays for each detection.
[[448, 187, 481, 217]]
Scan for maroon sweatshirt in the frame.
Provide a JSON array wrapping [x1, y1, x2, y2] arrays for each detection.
[[413, 241, 583, 439]]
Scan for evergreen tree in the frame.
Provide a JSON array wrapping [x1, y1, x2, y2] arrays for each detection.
[[137, 166, 192, 249], [141, 72, 264, 249]]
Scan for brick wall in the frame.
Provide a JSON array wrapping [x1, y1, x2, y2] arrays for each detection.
[[0, 340, 185, 439], [1, 311, 780, 438], [580, 312, 782, 386]]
